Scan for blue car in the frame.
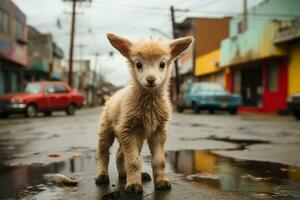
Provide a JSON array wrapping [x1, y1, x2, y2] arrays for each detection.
[[177, 82, 242, 114]]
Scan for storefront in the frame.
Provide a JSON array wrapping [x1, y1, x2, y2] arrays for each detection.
[[0, 59, 23, 95], [228, 60, 288, 113]]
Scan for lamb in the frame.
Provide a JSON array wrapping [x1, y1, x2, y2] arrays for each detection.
[[95, 33, 194, 193]]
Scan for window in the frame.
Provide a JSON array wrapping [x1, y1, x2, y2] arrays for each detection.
[[191, 83, 225, 94], [0, 9, 9, 33], [11, 72, 19, 92], [268, 65, 279, 92], [237, 20, 246, 33], [15, 20, 24, 39], [0, 69, 5, 95], [46, 85, 56, 93], [25, 83, 41, 94], [233, 70, 241, 93], [55, 84, 68, 93]]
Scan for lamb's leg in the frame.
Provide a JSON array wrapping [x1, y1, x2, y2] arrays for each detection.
[[120, 133, 144, 193], [117, 146, 152, 182], [116, 146, 126, 179], [148, 127, 171, 190], [95, 122, 114, 185], [116, 147, 151, 182]]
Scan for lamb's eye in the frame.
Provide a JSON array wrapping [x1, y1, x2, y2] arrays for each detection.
[[159, 61, 166, 69], [136, 61, 143, 69]]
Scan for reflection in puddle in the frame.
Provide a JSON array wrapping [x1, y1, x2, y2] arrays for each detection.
[[167, 150, 300, 196], [0, 156, 96, 199], [1, 151, 300, 199]]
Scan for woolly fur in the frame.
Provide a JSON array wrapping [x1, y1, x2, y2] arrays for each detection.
[[95, 33, 193, 193]]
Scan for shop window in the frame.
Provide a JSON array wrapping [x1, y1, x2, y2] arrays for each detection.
[[268, 65, 279, 92], [0, 69, 5, 95], [0, 9, 9, 33], [11, 72, 19, 92], [216, 73, 224, 87], [233, 70, 241, 93]]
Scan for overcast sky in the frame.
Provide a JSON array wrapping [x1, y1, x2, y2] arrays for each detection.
[[13, 0, 264, 86]]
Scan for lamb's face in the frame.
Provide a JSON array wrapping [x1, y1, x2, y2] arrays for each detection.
[[130, 54, 171, 90], [106, 33, 194, 90], [128, 41, 172, 90]]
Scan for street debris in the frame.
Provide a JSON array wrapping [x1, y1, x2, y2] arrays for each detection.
[[47, 174, 80, 186], [241, 174, 271, 181], [48, 153, 61, 158], [186, 173, 220, 181]]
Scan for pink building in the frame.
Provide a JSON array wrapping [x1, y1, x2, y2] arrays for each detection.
[[0, 0, 28, 94]]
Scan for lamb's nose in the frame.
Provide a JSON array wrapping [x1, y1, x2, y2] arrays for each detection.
[[146, 75, 156, 85]]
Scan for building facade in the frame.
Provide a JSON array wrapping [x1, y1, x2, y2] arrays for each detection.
[[177, 17, 230, 88], [26, 26, 64, 82], [0, 0, 28, 95], [220, 0, 300, 113]]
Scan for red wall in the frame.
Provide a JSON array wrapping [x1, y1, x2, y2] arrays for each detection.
[[226, 72, 233, 93]]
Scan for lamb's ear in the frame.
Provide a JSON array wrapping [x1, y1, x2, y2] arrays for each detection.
[[107, 33, 132, 58], [169, 36, 194, 59]]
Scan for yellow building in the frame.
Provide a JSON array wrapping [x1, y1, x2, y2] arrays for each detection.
[[288, 45, 300, 95], [195, 49, 228, 90]]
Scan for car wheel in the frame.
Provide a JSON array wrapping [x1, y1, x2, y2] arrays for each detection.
[[192, 102, 200, 114], [209, 109, 214, 114], [229, 108, 237, 115], [177, 105, 184, 113], [66, 104, 76, 116], [26, 104, 37, 118], [292, 110, 300, 120], [44, 111, 52, 116], [0, 112, 9, 118]]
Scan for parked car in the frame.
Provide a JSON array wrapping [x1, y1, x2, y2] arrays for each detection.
[[177, 82, 242, 114], [287, 94, 300, 120], [0, 81, 85, 118]]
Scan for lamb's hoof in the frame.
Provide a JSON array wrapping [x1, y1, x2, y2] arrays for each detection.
[[95, 174, 110, 185], [125, 183, 143, 194], [155, 179, 172, 190], [141, 172, 152, 182], [119, 172, 151, 182]]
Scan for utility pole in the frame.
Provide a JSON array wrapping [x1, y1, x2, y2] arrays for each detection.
[[170, 6, 180, 100], [63, 0, 91, 87], [92, 52, 100, 106], [243, 0, 247, 31], [68, 0, 76, 87]]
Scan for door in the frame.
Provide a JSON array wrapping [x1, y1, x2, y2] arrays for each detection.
[[45, 84, 61, 110], [54, 84, 70, 109], [241, 67, 263, 107]]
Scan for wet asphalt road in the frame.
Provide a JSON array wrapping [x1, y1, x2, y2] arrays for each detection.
[[0, 107, 300, 199]]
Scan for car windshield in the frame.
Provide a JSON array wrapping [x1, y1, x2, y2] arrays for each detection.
[[191, 83, 226, 94], [25, 83, 41, 94]]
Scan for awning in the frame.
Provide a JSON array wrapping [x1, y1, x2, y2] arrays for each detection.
[[50, 71, 62, 80]]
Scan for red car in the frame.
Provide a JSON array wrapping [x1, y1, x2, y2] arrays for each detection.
[[0, 81, 85, 118]]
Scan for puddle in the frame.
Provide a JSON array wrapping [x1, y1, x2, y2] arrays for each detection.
[[0, 151, 300, 199], [167, 150, 300, 198], [0, 155, 96, 199]]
